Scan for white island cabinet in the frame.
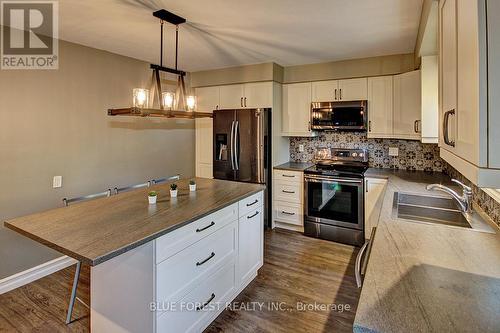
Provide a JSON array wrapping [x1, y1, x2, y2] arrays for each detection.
[[91, 191, 264, 333]]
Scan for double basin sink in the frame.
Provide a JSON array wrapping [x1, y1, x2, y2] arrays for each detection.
[[393, 192, 494, 232]]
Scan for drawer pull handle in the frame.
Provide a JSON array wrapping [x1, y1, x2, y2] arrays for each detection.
[[246, 199, 258, 207], [247, 211, 259, 219], [196, 221, 215, 233], [282, 190, 295, 194], [282, 174, 295, 178], [281, 211, 295, 215], [196, 293, 216, 311], [196, 252, 215, 266]]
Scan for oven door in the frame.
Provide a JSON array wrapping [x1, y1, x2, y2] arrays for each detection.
[[304, 175, 364, 230]]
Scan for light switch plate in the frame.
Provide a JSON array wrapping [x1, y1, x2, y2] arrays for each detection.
[[299, 144, 305, 152], [53, 176, 62, 188], [388, 147, 399, 157]]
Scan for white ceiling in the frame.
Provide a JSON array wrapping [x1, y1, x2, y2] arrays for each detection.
[[58, 0, 423, 72]]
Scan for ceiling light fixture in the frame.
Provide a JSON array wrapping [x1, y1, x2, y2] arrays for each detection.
[[108, 9, 211, 119]]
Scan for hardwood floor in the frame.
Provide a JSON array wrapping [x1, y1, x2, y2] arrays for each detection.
[[0, 264, 90, 332], [0, 229, 360, 333], [205, 229, 361, 333]]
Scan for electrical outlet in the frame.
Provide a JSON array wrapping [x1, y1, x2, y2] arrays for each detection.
[[53, 176, 62, 188], [388, 147, 399, 157], [299, 144, 305, 152]]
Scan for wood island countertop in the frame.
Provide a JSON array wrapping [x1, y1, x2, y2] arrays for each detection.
[[4, 178, 264, 266]]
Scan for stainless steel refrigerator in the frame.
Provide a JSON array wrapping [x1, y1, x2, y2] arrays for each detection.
[[213, 108, 272, 227]]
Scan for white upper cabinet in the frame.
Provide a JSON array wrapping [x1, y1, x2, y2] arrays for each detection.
[[219, 84, 245, 109], [393, 70, 421, 140], [243, 82, 273, 108], [455, 0, 482, 165], [440, 0, 458, 153], [367, 76, 393, 138], [338, 78, 368, 101], [312, 80, 338, 102], [282, 82, 316, 137], [196, 86, 220, 112], [312, 78, 367, 102], [421, 56, 439, 144], [438, 0, 500, 187], [219, 82, 272, 109]]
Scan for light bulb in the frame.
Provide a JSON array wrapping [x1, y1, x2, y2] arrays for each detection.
[[133, 88, 149, 108], [162, 92, 174, 109], [186, 95, 196, 111]]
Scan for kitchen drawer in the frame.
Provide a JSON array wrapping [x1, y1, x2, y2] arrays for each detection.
[[274, 201, 303, 226], [238, 191, 263, 218], [156, 203, 237, 264], [156, 261, 236, 333], [156, 221, 236, 306], [274, 181, 302, 204], [273, 169, 303, 183]]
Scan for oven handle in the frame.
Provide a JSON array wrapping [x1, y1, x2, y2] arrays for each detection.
[[304, 176, 363, 184]]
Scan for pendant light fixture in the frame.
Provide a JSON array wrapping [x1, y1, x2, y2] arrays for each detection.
[[108, 9, 211, 119]]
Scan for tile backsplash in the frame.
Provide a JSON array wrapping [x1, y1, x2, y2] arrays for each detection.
[[290, 132, 444, 172]]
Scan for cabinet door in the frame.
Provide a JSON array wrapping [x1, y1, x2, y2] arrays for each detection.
[[195, 118, 213, 178], [311, 80, 338, 102], [238, 206, 263, 284], [219, 84, 245, 109], [420, 56, 439, 143], [338, 78, 368, 101], [364, 178, 387, 240], [282, 82, 315, 136], [243, 82, 272, 108], [195, 86, 220, 112], [440, 0, 457, 152], [367, 76, 393, 138], [456, 0, 482, 166], [393, 70, 421, 140]]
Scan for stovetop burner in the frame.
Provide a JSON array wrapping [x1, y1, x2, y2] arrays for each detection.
[[304, 148, 369, 178]]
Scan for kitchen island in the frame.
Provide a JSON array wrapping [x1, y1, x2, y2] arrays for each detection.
[[5, 178, 265, 332]]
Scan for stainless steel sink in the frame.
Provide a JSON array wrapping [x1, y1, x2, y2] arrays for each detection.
[[393, 192, 471, 228]]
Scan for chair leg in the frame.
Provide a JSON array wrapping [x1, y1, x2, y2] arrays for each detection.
[[66, 261, 81, 324]]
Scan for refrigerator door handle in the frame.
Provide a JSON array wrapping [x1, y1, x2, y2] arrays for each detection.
[[230, 120, 235, 170], [234, 121, 240, 170]]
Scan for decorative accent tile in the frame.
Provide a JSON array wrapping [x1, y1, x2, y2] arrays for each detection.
[[289, 132, 444, 172]]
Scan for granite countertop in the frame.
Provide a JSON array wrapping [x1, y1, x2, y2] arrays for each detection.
[[274, 162, 313, 171], [354, 169, 500, 332], [4, 178, 264, 266]]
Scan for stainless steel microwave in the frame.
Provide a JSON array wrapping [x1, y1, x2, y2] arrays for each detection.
[[310, 100, 367, 131]]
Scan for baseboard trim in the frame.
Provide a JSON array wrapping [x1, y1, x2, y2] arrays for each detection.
[[0, 256, 77, 294]]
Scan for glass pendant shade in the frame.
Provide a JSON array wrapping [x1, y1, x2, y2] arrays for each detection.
[[162, 92, 175, 109], [186, 95, 196, 111], [133, 88, 149, 108]]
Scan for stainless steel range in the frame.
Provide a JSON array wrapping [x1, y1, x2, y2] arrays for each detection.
[[304, 148, 369, 246]]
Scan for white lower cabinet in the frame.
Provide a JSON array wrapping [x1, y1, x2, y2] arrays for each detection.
[[238, 205, 264, 284], [364, 177, 388, 240], [272, 169, 304, 231], [154, 191, 264, 332], [156, 262, 236, 333]]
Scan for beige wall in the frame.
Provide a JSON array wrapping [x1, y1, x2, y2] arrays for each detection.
[[191, 62, 276, 87], [190, 54, 416, 88], [283, 53, 416, 83], [0, 40, 195, 277]]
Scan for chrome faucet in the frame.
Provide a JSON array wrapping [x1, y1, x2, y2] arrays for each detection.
[[426, 179, 473, 213]]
